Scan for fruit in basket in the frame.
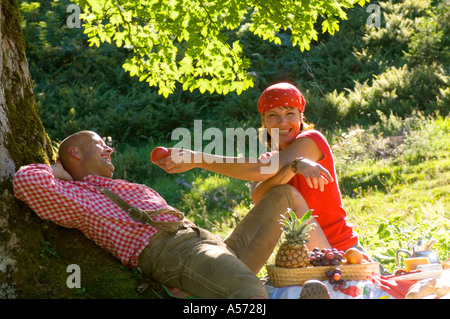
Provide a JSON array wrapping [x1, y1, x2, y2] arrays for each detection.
[[345, 248, 363, 264], [309, 248, 345, 266], [275, 209, 315, 268]]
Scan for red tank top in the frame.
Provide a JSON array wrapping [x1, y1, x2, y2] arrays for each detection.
[[262, 130, 359, 251]]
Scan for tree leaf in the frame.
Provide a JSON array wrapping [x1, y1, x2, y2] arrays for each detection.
[[79, 0, 364, 95]]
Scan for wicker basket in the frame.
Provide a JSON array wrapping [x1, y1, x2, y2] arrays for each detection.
[[266, 262, 379, 287]]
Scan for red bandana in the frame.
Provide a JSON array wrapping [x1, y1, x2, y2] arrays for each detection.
[[258, 82, 305, 115]]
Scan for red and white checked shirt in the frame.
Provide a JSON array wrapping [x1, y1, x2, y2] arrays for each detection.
[[13, 164, 180, 267]]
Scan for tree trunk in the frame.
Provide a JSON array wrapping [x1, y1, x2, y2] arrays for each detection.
[[0, 0, 55, 298], [0, 0, 166, 299]]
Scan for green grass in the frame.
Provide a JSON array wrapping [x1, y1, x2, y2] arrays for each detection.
[[335, 113, 450, 271]]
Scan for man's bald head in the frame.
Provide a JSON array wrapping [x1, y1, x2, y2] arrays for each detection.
[[57, 131, 115, 181], [58, 131, 95, 168]]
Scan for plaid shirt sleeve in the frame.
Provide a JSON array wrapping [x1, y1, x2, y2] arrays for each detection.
[[13, 164, 86, 229]]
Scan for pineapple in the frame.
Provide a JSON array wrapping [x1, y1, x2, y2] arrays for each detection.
[[275, 209, 315, 268]]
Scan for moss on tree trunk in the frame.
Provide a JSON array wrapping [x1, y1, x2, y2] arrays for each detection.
[[0, 0, 167, 298]]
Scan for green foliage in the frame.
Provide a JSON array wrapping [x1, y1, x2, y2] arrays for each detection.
[[327, 64, 449, 125], [361, 207, 450, 272], [74, 0, 368, 96]]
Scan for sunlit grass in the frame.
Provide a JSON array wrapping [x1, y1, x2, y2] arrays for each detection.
[[336, 113, 450, 271]]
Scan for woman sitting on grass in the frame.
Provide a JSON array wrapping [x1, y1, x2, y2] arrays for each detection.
[[155, 82, 364, 255]]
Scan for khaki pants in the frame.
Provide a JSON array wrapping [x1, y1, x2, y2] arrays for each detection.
[[137, 184, 295, 299]]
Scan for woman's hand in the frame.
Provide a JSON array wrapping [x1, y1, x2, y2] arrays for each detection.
[[153, 148, 198, 173], [51, 162, 74, 181], [294, 158, 333, 192]]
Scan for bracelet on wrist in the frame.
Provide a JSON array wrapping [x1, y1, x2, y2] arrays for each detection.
[[291, 157, 304, 174]]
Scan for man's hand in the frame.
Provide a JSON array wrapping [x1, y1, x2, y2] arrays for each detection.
[[294, 158, 334, 192], [51, 162, 74, 181]]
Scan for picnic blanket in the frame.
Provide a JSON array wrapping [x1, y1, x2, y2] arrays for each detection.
[[267, 274, 418, 299], [163, 274, 415, 299], [163, 273, 448, 299]]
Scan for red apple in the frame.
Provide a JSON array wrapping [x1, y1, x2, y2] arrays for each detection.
[[151, 147, 170, 163]]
